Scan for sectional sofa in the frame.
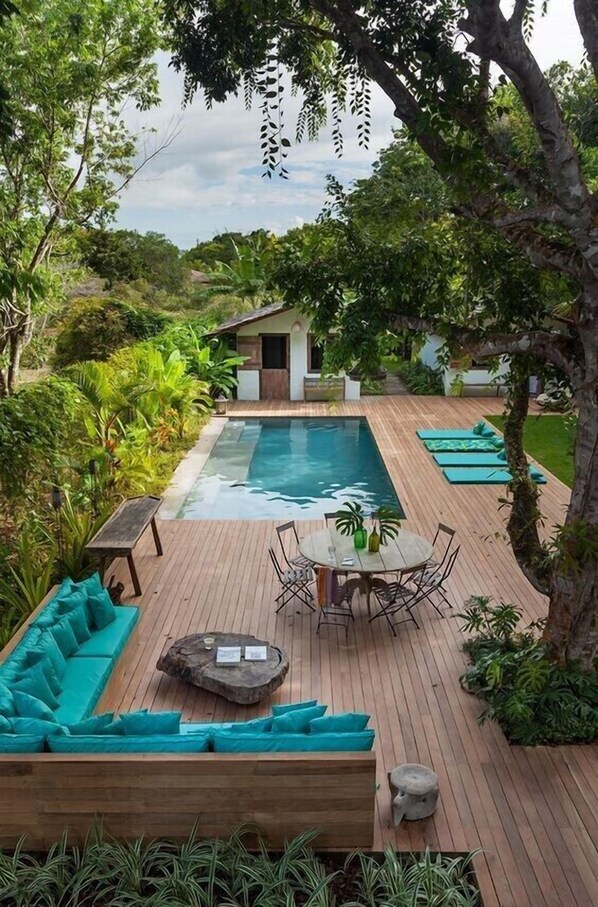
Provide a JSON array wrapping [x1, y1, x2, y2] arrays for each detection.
[[0, 574, 375, 755]]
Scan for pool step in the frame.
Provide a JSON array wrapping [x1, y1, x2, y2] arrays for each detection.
[[201, 439, 257, 483]]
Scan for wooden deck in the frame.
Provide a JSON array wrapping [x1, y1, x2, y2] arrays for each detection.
[[101, 396, 597, 907]]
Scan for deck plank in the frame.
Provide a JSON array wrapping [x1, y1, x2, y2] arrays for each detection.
[[99, 396, 596, 907]]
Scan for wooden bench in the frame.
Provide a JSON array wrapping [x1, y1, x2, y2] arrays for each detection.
[[304, 376, 345, 402], [85, 495, 163, 596]]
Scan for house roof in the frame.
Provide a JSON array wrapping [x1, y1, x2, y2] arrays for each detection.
[[208, 301, 290, 335]]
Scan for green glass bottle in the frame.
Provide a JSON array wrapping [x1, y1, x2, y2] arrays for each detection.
[[353, 527, 368, 549], [368, 527, 380, 553]]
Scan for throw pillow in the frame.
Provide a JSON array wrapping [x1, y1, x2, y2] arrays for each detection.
[[12, 691, 57, 722], [0, 715, 11, 733], [121, 711, 181, 736], [24, 635, 67, 679], [271, 699, 318, 717], [56, 588, 88, 616], [0, 681, 15, 718], [13, 666, 60, 710], [472, 420, 485, 436], [66, 608, 92, 645], [76, 573, 104, 597], [50, 619, 79, 658], [233, 717, 273, 733], [309, 713, 370, 733], [10, 717, 67, 736], [87, 590, 116, 630], [271, 705, 327, 734], [68, 713, 116, 735]]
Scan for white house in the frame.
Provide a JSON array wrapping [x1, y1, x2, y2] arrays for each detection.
[[210, 302, 361, 402], [419, 333, 509, 397]]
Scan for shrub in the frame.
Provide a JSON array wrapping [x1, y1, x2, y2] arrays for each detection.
[[459, 597, 598, 745], [396, 359, 444, 394], [53, 297, 169, 367], [150, 320, 246, 396]]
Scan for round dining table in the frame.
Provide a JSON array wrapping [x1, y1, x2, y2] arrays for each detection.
[[299, 527, 434, 614]]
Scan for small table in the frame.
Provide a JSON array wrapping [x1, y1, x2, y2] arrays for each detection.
[[84, 495, 163, 596], [156, 632, 289, 705], [299, 527, 434, 613]]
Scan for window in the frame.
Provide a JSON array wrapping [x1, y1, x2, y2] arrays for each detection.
[[308, 334, 326, 372], [261, 335, 287, 369]]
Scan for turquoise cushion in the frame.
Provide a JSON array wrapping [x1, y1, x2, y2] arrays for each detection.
[[212, 730, 375, 753], [13, 691, 57, 721], [232, 717, 273, 733], [53, 656, 113, 725], [50, 619, 79, 658], [0, 715, 11, 733], [49, 734, 210, 753], [68, 713, 115, 735], [25, 657, 63, 698], [23, 635, 67, 679], [271, 699, 318, 716], [272, 706, 327, 733], [32, 577, 74, 629], [180, 722, 234, 735], [56, 588, 88, 617], [87, 590, 116, 630], [0, 681, 15, 717], [121, 711, 181, 736], [66, 608, 92, 645], [13, 666, 60, 709], [73, 606, 138, 660], [0, 734, 45, 753], [472, 420, 484, 436], [497, 449, 508, 461], [76, 573, 104, 597], [310, 713, 370, 733], [10, 717, 66, 737]]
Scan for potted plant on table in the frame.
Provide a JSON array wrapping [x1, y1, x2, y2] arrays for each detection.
[[335, 501, 368, 549]]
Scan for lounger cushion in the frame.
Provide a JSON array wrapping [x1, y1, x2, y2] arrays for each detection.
[[272, 706, 327, 733], [212, 729, 375, 753], [73, 606, 138, 661], [87, 590, 116, 630], [443, 467, 547, 485], [180, 722, 234, 735], [310, 713, 370, 733], [0, 734, 45, 753], [423, 439, 501, 452], [49, 733, 210, 753], [53, 656, 113, 725], [271, 699, 318, 716], [433, 453, 511, 467], [121, 711, 181, 736], [497, 449, 508, 461], [417, 429, 494, 440]]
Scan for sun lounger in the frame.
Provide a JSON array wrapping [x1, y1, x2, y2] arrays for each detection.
[[433, 453, 510, 467], [423, 438, 503, 452], [443, 467, 547, 485], [417, 428, 495, 440]]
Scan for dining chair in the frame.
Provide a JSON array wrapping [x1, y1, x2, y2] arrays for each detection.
[[412, 545, 461, 615], [316, 576, 360, 638], [370, 578, 422, 633], [324, 512, 338, 526], [276, 521, 314, 569], [407, 523, 456, 585], [269, 546, 315, 613]]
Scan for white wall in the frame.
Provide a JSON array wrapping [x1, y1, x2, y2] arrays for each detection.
[[419, 333, 509, 396], [236, 307, 360, 401]]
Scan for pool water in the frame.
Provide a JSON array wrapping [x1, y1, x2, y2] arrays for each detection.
[[177, 417, 403, 520]]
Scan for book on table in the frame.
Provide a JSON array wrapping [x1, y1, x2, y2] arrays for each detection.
[[244, 646, 267, 661], [216, 646, 241, 665]]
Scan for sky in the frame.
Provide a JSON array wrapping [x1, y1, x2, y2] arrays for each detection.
[[115, 2, 585, 251]]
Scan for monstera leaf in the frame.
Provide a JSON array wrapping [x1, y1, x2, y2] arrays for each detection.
[[377, 506, 401, 545], [335, 501, 365, 536]]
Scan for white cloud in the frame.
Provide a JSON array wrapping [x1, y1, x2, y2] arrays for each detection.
[[116, 5, 585, 247]]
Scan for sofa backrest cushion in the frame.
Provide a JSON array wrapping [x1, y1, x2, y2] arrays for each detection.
[[271, 706, 326, 734], [87, 590, 116, 630], [68, 713, 116, 735], [230, 717, 273, 733], [65, 608, 92, 645], [12, 665, 60, 709], [10, 717, 67, 737], [0, 681, 15, 718], [310, 713, 370, 734], [212, 729, 375, 753], [0, 734, 45, 753], [271, 699, 318, 716], [49, 733, 210, 753], [13, 691, 57, 722], [120, 711, 181, 736], [49, 619, 79, 658], [0, 715, 11, 733], [56, 589, 88, 618], [22, 635, 67, 680]]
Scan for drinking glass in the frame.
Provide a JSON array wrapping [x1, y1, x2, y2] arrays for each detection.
[[204, 636, 215, 650]]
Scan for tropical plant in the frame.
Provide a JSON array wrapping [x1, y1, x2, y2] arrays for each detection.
[[0, 528, 56, 623], [396, 360, 444, 395], [53, 489, 111, 581], [198, 237, 274, 305], [373, 506, 402, 546], [334, 501, 366, 537], [150, 322, 246, 396], [459, 597, 598, 745], [163, 1, 598, 671]]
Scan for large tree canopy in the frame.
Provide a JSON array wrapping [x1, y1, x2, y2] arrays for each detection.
[[0, 0, 164, 395], [165, 0, 598, 670]]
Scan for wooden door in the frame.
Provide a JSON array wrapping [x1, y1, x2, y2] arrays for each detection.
[[260, 334, 290, 400]]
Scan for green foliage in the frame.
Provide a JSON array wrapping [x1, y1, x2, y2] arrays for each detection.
[[486, 414, 576, 487], [0, 377, 83, 499], [0, 826, 481, 906], [79, 229, 189, 294], [335, 501, 366, 536], [396, 360, 444, 395], [374, 506, 402, 546], [459, 597, 598, 745], [0, 529, 56, 625], [198, 235, 276, 306], [183, 229, 271, 269], [150, 321, 246, 396], [54, 298, 169, 367]]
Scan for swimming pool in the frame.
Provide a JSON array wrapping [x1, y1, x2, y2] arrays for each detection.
[[177, 417, 403, 520]]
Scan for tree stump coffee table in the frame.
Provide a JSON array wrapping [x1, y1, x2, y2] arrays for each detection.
[[156, 632, 289, 705]]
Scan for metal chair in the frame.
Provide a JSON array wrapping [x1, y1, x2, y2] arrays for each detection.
[[316, 576, 360, 638], [324, 512, 338, 526], [406, 523, 456, 586], [269, 546, 315, 613], [370, 578, 423, 633], [276, 521, 314, 569], [411, 545, 460, 615]]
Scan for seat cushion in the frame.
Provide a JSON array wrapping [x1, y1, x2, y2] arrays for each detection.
[[72, 607, 138, 662], [49, 733, 210, 753], [0, 734, 45, 753], [53, 657, 113, 725], [212, 729, 375, 753]]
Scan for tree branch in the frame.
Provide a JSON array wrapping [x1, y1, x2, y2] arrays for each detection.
[[510, 0, 530, 31], [574, 0, 598, 83]]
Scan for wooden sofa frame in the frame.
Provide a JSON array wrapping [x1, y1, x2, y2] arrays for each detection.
[[0, 589, 376, 849]]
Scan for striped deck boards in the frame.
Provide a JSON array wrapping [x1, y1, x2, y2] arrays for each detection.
[[100, 396, 597, 907]]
